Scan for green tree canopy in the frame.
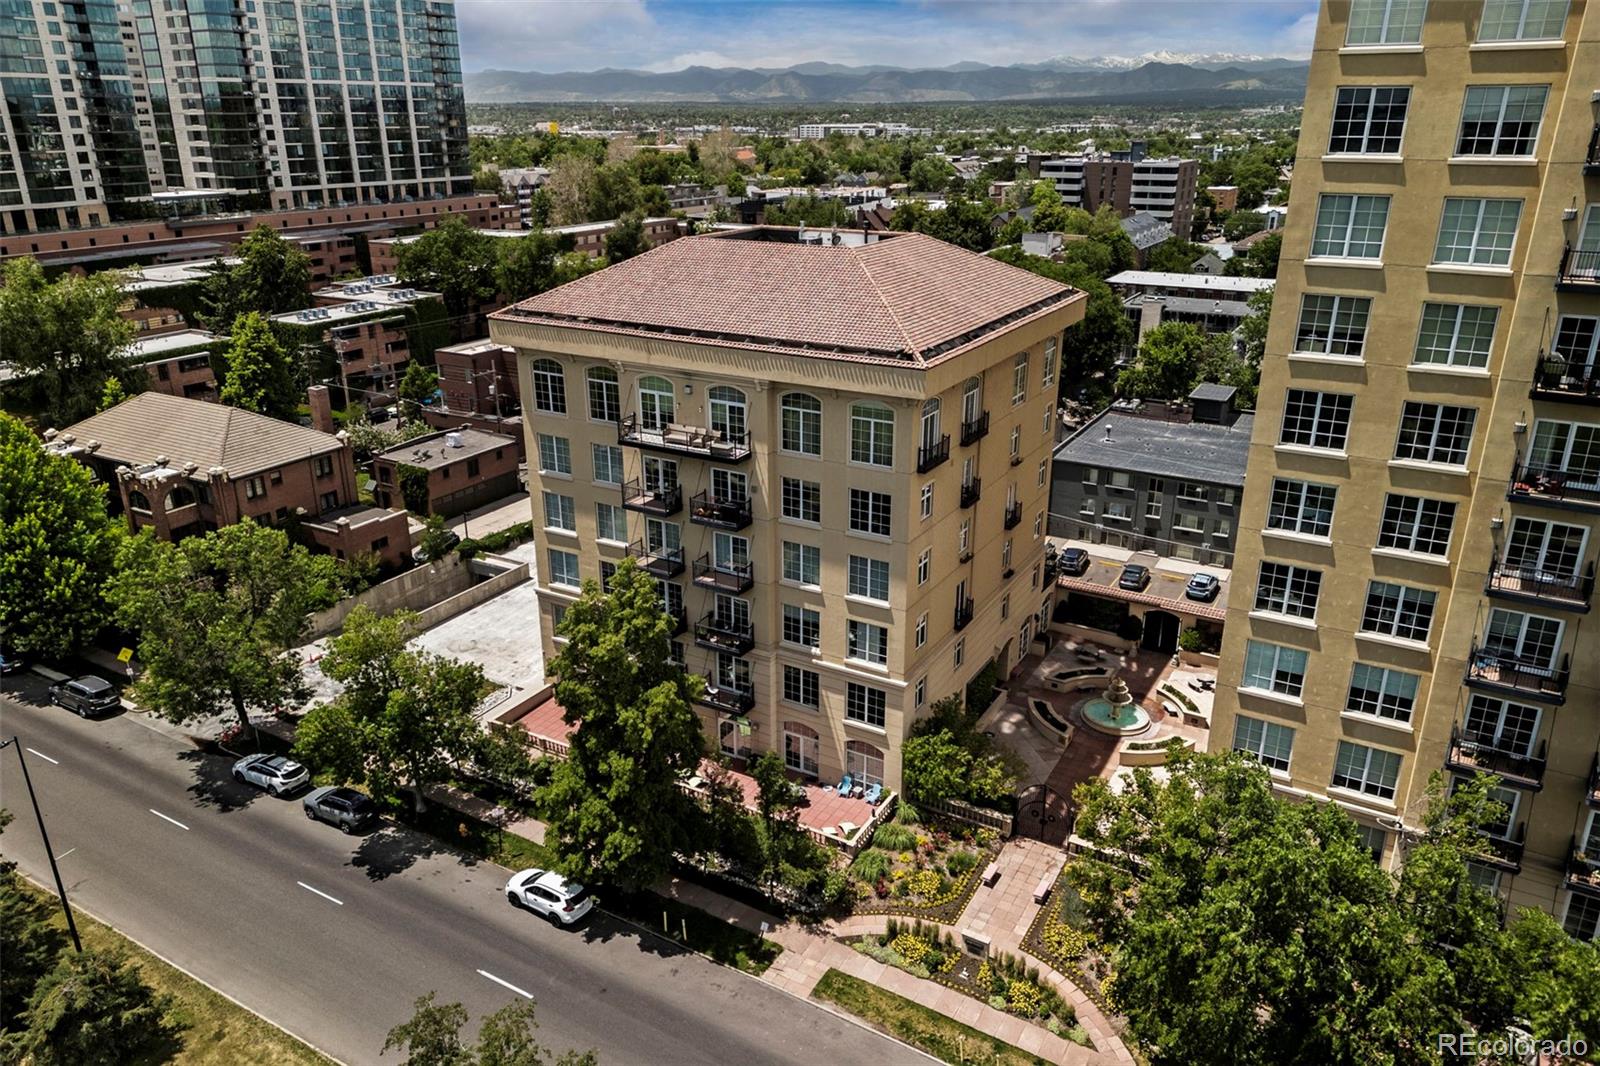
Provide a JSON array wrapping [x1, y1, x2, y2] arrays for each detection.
[[496, 229, 593, 300], [395, 218, 502, 319], [1226, 231, 1283, 279], [1222, 211, 1268, 242], [603, 212, 651, 264], [0, 412, 120, 657], [538, 558, 704, 889], [907, 155, 956, 192], [398, 359, 439, 412], [106, 520, 338, 732], [0, 810, 68, 1032], [1237, 286, 1273, 372], [383, 993, 597, 1066], [1141, 238, 1208, 274], [1117, 321, 1254, 403], [987, 246, 1133, 407], [218, 311, 301, 420], [201, 225, 313, 331], [294, 606, 485, 812], [98, 375, 133, 412], [0, 258, 137, 428], [7, 949, 174, 1065], [763, 195, 852, 228], [891, 196, 995, 252]]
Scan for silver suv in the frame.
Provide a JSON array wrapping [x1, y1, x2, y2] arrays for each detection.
[[232, 753, 310, 796], [302, 786, 377, 832]]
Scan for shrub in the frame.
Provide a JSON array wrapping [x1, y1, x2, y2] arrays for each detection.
[[965, 659, 1001, 714], [946, 849, 979, 877], [852, 849, 892, 883], [1007, 979, 1047, 1017], [1041, 919, 1093, 960], [903, 870, 942, 898], [1177, 627, 1204, 652], [1116, 615, 1144, 641], [894, 802, 921, 826], [872, 822, 917, 851], [891, 934, 932, 966]]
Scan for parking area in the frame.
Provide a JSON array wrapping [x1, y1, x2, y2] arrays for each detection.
[[1052, 538, 1231, 617]]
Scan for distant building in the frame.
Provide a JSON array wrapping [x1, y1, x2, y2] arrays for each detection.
[[1206, 184, 1241, 214], [498, 168, 550, 229], [131, 330, 225, 401], [1120, 211, 1175, 266], [274, 277, 443, 399], [794, 122, 929, 139], [1050, 385, 1251, 567], [46, 392, 410, 568], [372, 429, 521, 518], [1024, 154, 1201, 240], [367, 217, 683, 275], [435, 339, 520, 419], [1107, 269, 1273, 347]]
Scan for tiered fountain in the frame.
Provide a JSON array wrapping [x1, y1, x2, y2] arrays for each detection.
[[1079, 673, 1151, 736]]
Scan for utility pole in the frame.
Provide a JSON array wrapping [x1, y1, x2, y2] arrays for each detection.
[[2, 737, 82, 952]]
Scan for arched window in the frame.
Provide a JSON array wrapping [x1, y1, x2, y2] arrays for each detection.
[[586, 366, 619, 423], [530, 358, 566, 415], [709, 385, 747, 443], [850, 402, 894, 467], [780, 392, 822, 456], [961, 377, 982, 425], [164, 486, 196, 510], [639, 375, 674, 431], [783, 721, 820, 776], [127, 489, 152, 513], [846, 740, 885, 788], [920, 397, 942, 451]]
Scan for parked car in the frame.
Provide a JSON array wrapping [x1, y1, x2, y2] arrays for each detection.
[[1118, 564, 1151, 591], [47, 675, 120, 717], [505, 868, 595, 925], [1186, 573, 1222, 601], [232, 753, 310, 796], [302, 786, 378, 832], [1060, 547, 1090, 577], [0, 649, 24, 674], [412, 530, 461, 563]]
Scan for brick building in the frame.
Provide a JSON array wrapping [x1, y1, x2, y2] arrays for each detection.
[[435, 339, 520, 418], [131, 329, 225, 401], [373, 428, 521, 518]]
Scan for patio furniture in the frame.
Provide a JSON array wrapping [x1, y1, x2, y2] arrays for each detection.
[[836, 774, 854, 796], [981, 862, 1001, 887], [838, 820, 858, 838], [1033, 876, 1054, 904], [863, 783, 883, 805]]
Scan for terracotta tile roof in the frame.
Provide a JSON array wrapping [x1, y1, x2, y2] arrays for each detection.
[[56, 392, 344, 478], [491, 229, 1078, 365]]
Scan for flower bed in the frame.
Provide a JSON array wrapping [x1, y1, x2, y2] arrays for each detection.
[[1022, 866, 1120, 1019], [846, 807, 1001, 923]]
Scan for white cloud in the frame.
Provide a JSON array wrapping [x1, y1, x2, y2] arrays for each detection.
[[456, 0, 656, 70]]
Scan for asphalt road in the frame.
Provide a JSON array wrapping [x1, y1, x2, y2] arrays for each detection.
[[0, 675, 922, 1065]]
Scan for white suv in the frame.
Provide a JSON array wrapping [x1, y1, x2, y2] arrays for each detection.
[[505, 869, 595, 925], [232, 753, 310, 796]]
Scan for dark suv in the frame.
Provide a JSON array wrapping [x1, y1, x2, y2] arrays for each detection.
[[48, 675, 120, 717], [302, 786, 378, 833]]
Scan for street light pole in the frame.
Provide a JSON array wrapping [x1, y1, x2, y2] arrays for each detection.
[[3, 737, 82, 952]]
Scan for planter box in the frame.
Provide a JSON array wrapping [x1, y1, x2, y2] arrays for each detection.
[[1178, 649, 1221, 668]]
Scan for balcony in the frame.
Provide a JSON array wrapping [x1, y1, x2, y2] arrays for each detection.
[[699, 676, 754, 715], [959, 548, 974, 564], [960, 477, 982, 508], [694, 612, 754, 655], [1506, 454, 1600, 514], [917, 434, 950, 473], [1475, 822, 1527, 874], [1002, 566, 1015, 580], [626, 540, 685, 579], [1484, 556, 1594, 613], [618, 413, 752, 463], [621, 478, 682, 517], [1587, 124, 1600, 175], [1446, 725, 1548, 791], [692, 554, 754, 593], [1588, 753, 1600, 810], [1009, 454, 1023, 467], [1003, 502, 1023, 530], [1464, 644, 1570, 704], [1565, 838, 1600, 897], [960, 410, 990, 446], [689, 490, 752, 531], [954, 597, 974, 632], [1557, 245, 1600, 293], [1530, 356, 1600, 406]]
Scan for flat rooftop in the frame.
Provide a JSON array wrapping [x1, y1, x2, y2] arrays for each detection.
[[375, 429, 517, 470], [437, 338, 514, 357], [493, 227, 1082, 366], [128, 329, 223, 358], [1055, 407, 1254, 486], [1106, 270, 1274, 295]]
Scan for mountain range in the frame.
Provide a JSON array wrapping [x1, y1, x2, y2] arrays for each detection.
[[463, 55, 1311, 105]]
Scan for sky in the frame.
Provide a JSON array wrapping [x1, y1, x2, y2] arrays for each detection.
[[455, 0, 1322, 73]]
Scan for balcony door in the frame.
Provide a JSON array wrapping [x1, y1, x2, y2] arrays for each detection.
[[645, 517, 680, 556], [784, 721, 820, 777], [643, 456, 678, 495], [962, 378, 981, 425], [1483, 608, 1563, 673], [709, 386, 746, 442], [1464, 694, 1540, 759], [921, 399, 941, 451], [1580, 205, 1600, 255], [714, 593, 749, 632], [713, 531, 749, 572], [1553, 315, 1600, 374], [711, 468, 748, 504], [1504, 517, 1586, 581], [1529, 420, 1600, 487], [716, 652, 750, 693], [639, 375, 675, 432], [656, 578, 682, 616]]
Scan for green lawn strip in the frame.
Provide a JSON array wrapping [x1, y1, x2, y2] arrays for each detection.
[[811, 968, 1049, 1066], [398, 804, 781, 975], [25, 883, 332, 1066]]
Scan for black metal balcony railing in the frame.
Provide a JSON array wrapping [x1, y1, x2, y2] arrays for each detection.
[[1004, 502, 1023, 530], [1564, 837, 1600, 897], [699, 676, 754, 715], [1588, 753, 1600, 810], [1476, 822, 1527, 874], [1586, 123, 1600, 174], [692, 553, 754, 593], [960, 477, 982, 508], [954, 597, 974, 631], [1002, 565, 1015, 580], [917, 434, 951, 474], [1557, 244, 1600, 292], [621, 478, 682, 516], [1009, 453, 1024, 467], [626, 540, 685, 579], [663, 606, 687, 637], [694, 612, 754, 655], [959, 548, 974, 564], [1530, 356, 1600, 405], [617, 413, 752, 463], [960, 410, 990, 446], [688, 490, 752, 531], [1446, 725, 1548, 791], [1506, 453, 1600, 512], [1464, 643, 1570, 704], [1484, 556, 1594, 612]]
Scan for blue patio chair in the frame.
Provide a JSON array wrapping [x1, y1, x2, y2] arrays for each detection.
[[836, 774, 853, 796], [863, 783, 883, 805]]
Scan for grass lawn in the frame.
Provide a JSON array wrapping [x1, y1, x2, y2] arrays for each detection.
[[811, 969, 1049, 1066], [28, 885, 331, 1065]]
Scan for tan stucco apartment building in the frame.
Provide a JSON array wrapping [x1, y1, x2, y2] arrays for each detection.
[[489, 228, 1085, 793], [1213, 0, 1600, 939]]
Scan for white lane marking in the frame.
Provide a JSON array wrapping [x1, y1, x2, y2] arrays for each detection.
[[476, 969, 533, 1000], [296, 881, 344, 906], [53, 848, 76, 861], [25, 747, 58, 765], [149, 809, 190, 831]]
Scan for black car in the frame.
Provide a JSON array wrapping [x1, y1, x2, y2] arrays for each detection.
[[1118, 564, 1151, 592], [302, 786, 378, 833], [1061, 547, 1090, 576], [47, 675, 121, 717], [1185, 573, 1222, 601]]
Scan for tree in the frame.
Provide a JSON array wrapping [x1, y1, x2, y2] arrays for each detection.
[[902, 694, 1017, 807], [8, 949, 174, 1065], [106, 521, 338, 733], [763, 195, 851, 228], [748, 750, 804, 882], [0, 810, 68, 1032], [218, 311, 301, 420], [97, 375, 130, 411], [345, 417, 432, 463], [1117, 322, 1222, 400], [395, 218, 502, 319], [0, 412, 120, 658], [1237, 287, 1273, 371], [201, 225, 313, 331], [907, 156, 955, 193], [416, 515, 458, 563], [542, 156, 597, 226], [988, 246, 1132, 405], [1226, 232, 1283, 279], [399, 359, 439, 412], [294, 606, 484, 812], [603, 212, 650, 264], [537, 558, 704, 889], [891, 196, 995, 252], [383, 993, 597, 1066], [901, 729, 971, 803], [1141, 239, 1208, 274], [497, 229, 590, 300], [0, 257, 137, 428], [1222, 211, 1267, 242]]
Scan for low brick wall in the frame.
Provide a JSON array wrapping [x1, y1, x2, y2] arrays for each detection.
[[307, 554, 474, 638]]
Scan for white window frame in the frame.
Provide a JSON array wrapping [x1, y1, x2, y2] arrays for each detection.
[[1413, 303, 1498, 368], [1241, 640, 1309, 698], [1345, 0, 1427, 45], [1345, 663, 1420, 724], [1433, 197, 1523, 267], [780, 392, 823, 457], [1310, 193, 1390, 261], [1332, 740, 1402, 800], [1232, 714, 1295, 772]]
